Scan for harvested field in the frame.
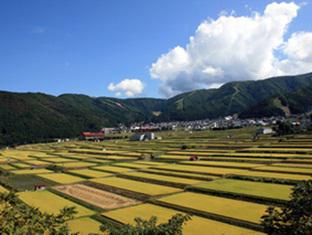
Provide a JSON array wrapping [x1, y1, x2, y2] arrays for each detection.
[[54, 184, 139, 209]]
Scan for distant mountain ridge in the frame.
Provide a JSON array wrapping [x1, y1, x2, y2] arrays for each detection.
[[1, 72, 312, 145]]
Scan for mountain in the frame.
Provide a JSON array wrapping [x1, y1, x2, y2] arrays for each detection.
[[0, 72, 312, 146], [240, 85, 312, 118], [158, 72, 312, 121]]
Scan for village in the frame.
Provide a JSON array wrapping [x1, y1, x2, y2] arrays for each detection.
[[78, 113, 312, 142]]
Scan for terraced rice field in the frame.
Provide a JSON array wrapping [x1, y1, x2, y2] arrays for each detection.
[[38, 173, 85, 184], [55, 161, 97, 169], [68, 217, 102, 235], [12, 168, 53, 175], [252, 165, 312, 175], [153, 164, 246, 176], [1, 129, 311, 234], [92, 165, 134, 173], [18, 190, 93, 217], [231, 170, 312, 181], [158, 192, 268, 224], [0, 185, 8, 193], [102, 204, 263, 235], [191, 179, 292, 201], [68, 169, 113, 178], [90, 177, 181, 196], [120, 171, 204, 186], [180, 160, 263, 169]]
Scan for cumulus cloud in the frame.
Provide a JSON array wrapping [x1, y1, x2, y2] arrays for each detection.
[[108, 79, 144, 97], [150, 2, 312, 97]]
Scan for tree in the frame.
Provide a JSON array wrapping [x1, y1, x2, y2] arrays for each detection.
[[100, 213, 192, 235], [274, 121, 295, 136], [0, 192, 78, 235], [261, 180, 312, 235]]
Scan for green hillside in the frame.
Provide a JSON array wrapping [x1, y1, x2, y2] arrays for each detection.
[[0, 72, 311, 145]]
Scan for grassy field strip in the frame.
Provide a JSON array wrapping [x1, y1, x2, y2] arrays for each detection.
[[194, 156, 283, 163], [119, 171, 204, 187], [0, 185, 8, 193], [112, 162, 156, 169], [134, 161, 167, 166], [140, 168, 218, 181], [190, 179, 292, 203], [251, 166, 312, 175], [179, 161, 264, 169], [69, 149, 141, 157], [284, 158, 312, 163], [18, 190, 94, 217], [157, 192, 268, 225], [55, 162, 97, 169], [183, 149, 233, 153], [229, 170, 312, 182], [167, 151, 312, 158], [159, 154, 284, 162], [83, 158, 112, 164], [89, 177, 181, 197], [92, 165, 135, 173], [152, 164, 247, 176], [271, 163, 312, 169], [238, 148, 312, 154], [68, 169, 113, 178], [0, 164, 17, 171], [68, 217, 102, 235], [11, 162, 31, 168], [23, 159, 51, 166], [41, 157, 78, 163], [12, 168, 54, 175], [38, 173, 85, 184], [102, 204, 263, 235]]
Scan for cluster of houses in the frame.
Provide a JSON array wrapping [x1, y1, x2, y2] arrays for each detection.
[[78, 113, 312, 142]]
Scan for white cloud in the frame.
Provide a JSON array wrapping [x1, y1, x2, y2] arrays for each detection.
[[277, 31, 312, 74], [150, 2, 312, 97], [108, 79, 144, 97]]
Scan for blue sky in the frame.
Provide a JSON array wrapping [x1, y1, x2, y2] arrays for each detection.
[[0, 1, 311, 98]]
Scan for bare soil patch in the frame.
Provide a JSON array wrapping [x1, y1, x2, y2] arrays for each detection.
[[54, 184, 139, 209]]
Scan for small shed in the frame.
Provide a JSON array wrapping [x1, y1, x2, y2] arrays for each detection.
[[130, 132, 155, 141]]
